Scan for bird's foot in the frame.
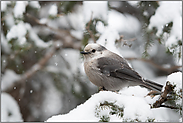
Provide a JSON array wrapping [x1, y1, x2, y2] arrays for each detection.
[[98, 86, 107, 92]]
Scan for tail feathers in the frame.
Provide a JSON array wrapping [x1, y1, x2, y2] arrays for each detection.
[[142, 79, 163, 92]]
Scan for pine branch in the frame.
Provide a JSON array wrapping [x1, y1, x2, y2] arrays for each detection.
[[152, 81, 174, 108], [85, 12, 97, 43]]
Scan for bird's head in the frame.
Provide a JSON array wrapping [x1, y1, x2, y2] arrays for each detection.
[[80, 43, 106, 60]]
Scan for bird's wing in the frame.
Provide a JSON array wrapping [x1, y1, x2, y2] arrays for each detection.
[[97, 57, 143, 83]]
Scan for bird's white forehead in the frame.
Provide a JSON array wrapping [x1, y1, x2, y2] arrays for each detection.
[[84, 43, 101, 51]]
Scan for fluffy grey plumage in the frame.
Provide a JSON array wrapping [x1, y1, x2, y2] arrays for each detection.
[[81, 43, 163, 92]]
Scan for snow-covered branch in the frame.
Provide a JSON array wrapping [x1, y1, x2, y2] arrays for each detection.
[[152, 81, 175, 108]]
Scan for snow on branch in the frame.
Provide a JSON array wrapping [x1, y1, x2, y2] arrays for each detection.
[[25, 13, 81, 50], [152, 81, 174, 108], [46, 72, 182, 122]]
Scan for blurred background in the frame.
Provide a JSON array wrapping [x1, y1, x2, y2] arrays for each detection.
[[1, 1, 182, 122]]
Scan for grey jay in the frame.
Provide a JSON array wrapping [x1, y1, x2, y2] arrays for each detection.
[[81, 43, 163, 92]]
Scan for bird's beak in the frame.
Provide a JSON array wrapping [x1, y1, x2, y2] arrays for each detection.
[[80, 51, 89, 54]]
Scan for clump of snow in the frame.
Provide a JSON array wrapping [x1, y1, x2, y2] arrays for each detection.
[[6, 21, 52, 48], [97, 27, 120, 56], [83, 1, 108, 23], [180, 117, 182, 122], [6, 21, 27, 45], [118, 86, 161, 106], [29, 1, 41, 9], [46, 88, 181, 122], [143, 11, 149, 17], [148, 1, 182, 47], [162, 72, 182, 112], [1, 93, 23, 122], [61, 49, 81, 74], [46, 91, 154, 122], [1, 69, 21, 91], [128, 1, 139, 7], [48, 4, 58, 16], [67, 5, 85, 30], [25, 23, 53, 48], [119, 86, 149, 97], [1, 33, 11, 54], [108, 10, 140, 34], [109, 1, 121, 8], [151, 107, 180, 122], [42, 80, 63, 119], [39, 18, 48, 24], [70, 30, 83, 40], [14, 1, 28, 18], [1, 1, 11, 11], [165, 72, 182, 92], [96, 21, 105, 34], [5, 13, 15, 28]]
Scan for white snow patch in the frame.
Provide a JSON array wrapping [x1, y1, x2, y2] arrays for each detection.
[[25, 23, 53, 48], [70, 30, 83, 40], [46, 91, 154, 122], [1, 93, 23, 122], [1, 1, 11, 11], [67, 5, 85, 30], [119, 86, 149, 97], [109, 1, 121, 8], [42, 86, 62, 118], [29, 1, 41, 9], [4, 13, 15, 28], [7, 21, 52, 47], [148, 1, 182, 47], [83, 1, 108, 23], [151, 107, 180, 122], [61, 49, 81, 74], [14, 1, 28, 18], [6, 21, 27, 44], [48, 4, 58, 16], [128, 1, 139, 7], [97, 27, 120, 56], [1, 69, 21, 91], [96, 21, 105, 33], [39, 18, 48, 24], [1, 33, 11, 54], [143, 11, 149, 17], [165, 72, 182, 92], [108, 10, 140, 34], [45, 66, 61, 73]]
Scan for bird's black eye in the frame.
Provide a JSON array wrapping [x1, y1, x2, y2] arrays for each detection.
[[92, 49, 96, 53]]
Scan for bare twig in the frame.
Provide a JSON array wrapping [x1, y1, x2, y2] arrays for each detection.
[[4, 41, 62, 93], [86, 12, 97, 43], [116, 35, 136, 47], [125, 57, 182, 74], [152, 81, 174, 108], [159, 104, 181, 110], [118, 35, 137, 42]]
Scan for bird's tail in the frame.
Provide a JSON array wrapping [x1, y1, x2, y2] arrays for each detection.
[[141, 79, 163, 92]]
